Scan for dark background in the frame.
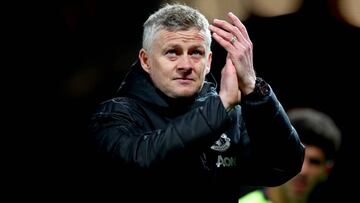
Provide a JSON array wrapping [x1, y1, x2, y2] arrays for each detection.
[[10, 0, 359, 201]]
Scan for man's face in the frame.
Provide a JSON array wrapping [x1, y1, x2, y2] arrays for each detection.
[[139, 28, 212, 98], [283, 145, 331, 201]]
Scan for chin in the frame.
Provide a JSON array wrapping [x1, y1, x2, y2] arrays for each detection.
[[174, 93, 196, 98], [174, 89, 198, 98]]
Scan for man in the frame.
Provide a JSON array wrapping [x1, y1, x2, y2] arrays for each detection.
[[88, 3, 304, 203], [238, 108, 342, 203]]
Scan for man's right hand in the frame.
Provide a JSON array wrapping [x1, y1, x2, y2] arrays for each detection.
[[219, 54, 241, 111]]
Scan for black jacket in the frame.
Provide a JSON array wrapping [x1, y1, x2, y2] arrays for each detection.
[[88, 61, 304, 203]]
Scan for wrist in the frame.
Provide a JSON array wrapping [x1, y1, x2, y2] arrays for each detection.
[[243, 77, 270, 100], [225, 105, 235, 113], [241, 79, 256, 96]]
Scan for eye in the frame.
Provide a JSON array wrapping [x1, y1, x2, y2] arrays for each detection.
[[165, 49, 178, 57], [191, 49, 204, 56], [190, 49, 205, 58], [309, 158, 323, 166]]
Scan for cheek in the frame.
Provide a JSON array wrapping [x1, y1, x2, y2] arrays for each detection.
[[197, 64, 209, 77], [149, 67, 171, 87], [316, 169, 329, 181], [149, 69, 165, 84], [149, 60, 167, 76], [304, 165, 328, 182], [205, 64, 210, 74]]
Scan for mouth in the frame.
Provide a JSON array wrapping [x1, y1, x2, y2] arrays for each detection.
[[291, 178, 307, 194], [176, 78, 193, 80], [174, 77, 194, 84]]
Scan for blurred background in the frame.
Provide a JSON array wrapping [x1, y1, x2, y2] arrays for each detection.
[[11, 0, 359, 201]]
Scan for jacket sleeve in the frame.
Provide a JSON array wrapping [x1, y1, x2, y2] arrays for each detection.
[[88, 97, 232, 169], [237, 86, 305, 186]]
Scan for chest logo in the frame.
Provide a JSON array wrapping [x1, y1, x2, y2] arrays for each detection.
[[210, 133, 231, 152]]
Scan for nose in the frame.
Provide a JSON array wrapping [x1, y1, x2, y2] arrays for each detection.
[[177, 55, 192, 73], [299, 158, 310, 175]]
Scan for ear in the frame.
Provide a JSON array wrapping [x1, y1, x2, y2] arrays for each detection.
[[206, 51, 212, 74], [139, 48, 150, 73], [325, 160, 334, 175]]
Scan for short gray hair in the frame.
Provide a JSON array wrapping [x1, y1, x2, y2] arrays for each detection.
[[142, 3, 212, 52]]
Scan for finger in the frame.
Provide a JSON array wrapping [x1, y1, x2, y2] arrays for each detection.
[[212, 32, 237, 52], [210, 19, 247, 46], [209, 23, 234, 43], [227, 12, 250, 41]]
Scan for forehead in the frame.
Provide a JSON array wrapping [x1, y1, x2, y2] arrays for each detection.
[[156, 28, 207, 44], [305, 145, 326, 159]]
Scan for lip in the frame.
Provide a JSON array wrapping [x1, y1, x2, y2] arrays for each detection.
[[174, 78, 194, 84], [291, 178, 307, 193], [174, 77, 194, 81]]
